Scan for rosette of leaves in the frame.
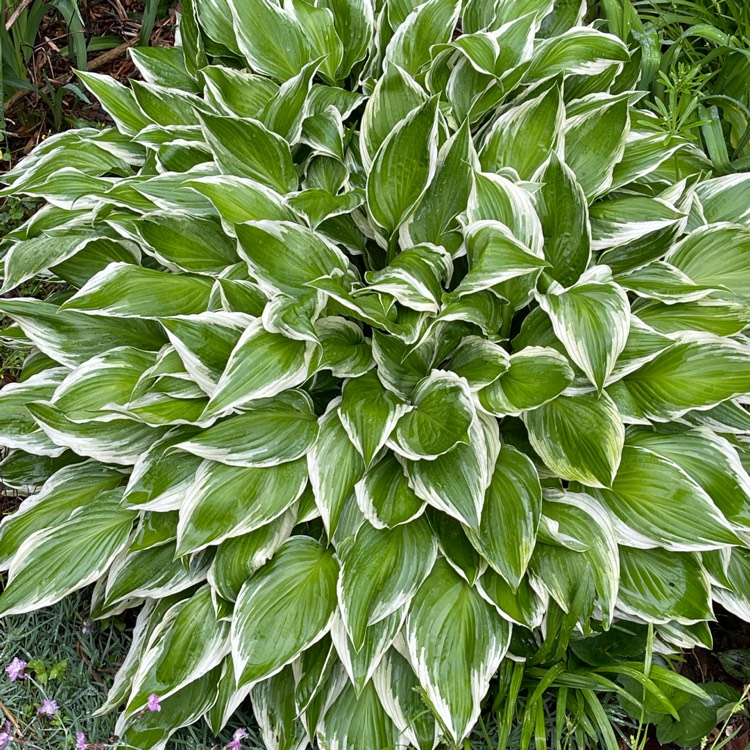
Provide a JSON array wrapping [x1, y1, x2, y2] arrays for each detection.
[[2, 0, 750, 748]]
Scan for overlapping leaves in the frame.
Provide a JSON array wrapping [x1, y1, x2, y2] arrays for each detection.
[[1, 1, 750, 749]]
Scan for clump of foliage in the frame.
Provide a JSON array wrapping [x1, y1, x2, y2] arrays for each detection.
[[596, 0, 750, 172], [1, 0, 750, 748]]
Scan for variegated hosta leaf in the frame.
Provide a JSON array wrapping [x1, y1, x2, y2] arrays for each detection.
[[338, 517, 436, 650], [0, 492, 134, 616], [523, 391, 625, 489], [125, 586, 229, 713], [3, 2, 750, 744], [175, 457, 308, 554], [592, 445, 740, 551], [466, 444, 542, 587], [232, 537, 339, 687], [543, 280, 630, 393], [391, 370, 474, 460], [405, 559, 511, 744]]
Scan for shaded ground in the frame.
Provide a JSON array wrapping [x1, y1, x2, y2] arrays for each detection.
[[2, 0, 176, 169]]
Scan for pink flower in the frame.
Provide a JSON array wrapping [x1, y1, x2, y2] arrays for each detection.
[[38, 699, 59, 717], [75, 732, 87, 750], [227, 728, 249, 750], [146, 694, 161, 712], [6, 657, 26, 682], [0, 729, 10, 749]]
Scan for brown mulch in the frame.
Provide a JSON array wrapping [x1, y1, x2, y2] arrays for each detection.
[[2, 0, 176, 168]]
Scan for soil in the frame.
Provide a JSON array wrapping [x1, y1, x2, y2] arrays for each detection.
[[1, 0, 176, 169]]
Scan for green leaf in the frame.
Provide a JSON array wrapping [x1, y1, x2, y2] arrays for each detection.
[[479, 569, 545, 629], [523, 392, 625, 488], [533, 152, 591, 286], [318, 679, 401, 750], [202, 66, 277, 117], [232, 537, 339, 686], [0, 462, 122, 569], [1, 233, 100, 293], [308, 405, 365, 536], [0, 298, 165, 368], [0, 494, 134, 616], [76, 71, 151, 135], [136, 212, 239, 274], [373, 648, 438, 750], [198, 112, 297, 193], [119, 666, 222, 750], [666, 224, 750, 303], [695, 173, 750, 226], [467, 445, 542, 587], [393, 371, 474, 460], [526, 28, 629, 80], [236, 220, 349, 295], [366, 97, 439, 236], [405, 413, 497, 529], [316, 317, 374, 378], [405, 558, 511, 744], [608, 336, 750, 420], [478, 347, 573, 416], [404, 119, 476, 247], [449, 336, 509, 390], [175, 457, 308, 554], [625, 427, 750, 526], [564, 94, 629, 199], [364, 244, 451, 314], [592, 195, 686, 274], [130, 46, 198, 92], [355, 451, 426, 529], [318, 0, 373, 79], [0, 369, 68, 456], [27, 402, 165, 467], [384, 0, 461, 77], [61, 263, 214, 317], [360, 63, 427, 167], [616, 261, 718, 304], [177, 391, 318, 467], [618, 548, 712, 623], [480, 83, 563, 179], [185, 175, 296, 226], [208, 511, 295, 602], [226, 0, 311, 81], [537, 269, 630, 390], [455, 220, 549, 297], [261, 59, 321, 142], [251, 666, 307, 750], [204, 321, 317, 418], [339, 518, 435, 650], [340, 370, 409, 468], [127, 586, 229, 710], [594, 445, 740, 550]]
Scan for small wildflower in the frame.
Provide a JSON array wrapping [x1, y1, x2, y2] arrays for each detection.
[[6, 657, 26, 682], [75, 732, 87, 750], [0, 721, 11, 750], [80, 619, 92, 635], [146, 694, 161, 713], [38, 699, 59, 717], [227, 728, 249, 750]]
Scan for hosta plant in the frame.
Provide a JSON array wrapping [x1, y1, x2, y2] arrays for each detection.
[[2, 0, 750, 748]]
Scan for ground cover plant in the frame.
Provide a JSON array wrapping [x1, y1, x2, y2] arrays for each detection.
[[1, 0, 750, 748], [593, 0, 750, 172]]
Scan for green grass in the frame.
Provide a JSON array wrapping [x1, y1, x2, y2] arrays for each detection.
[[0, 590, 261, 749]]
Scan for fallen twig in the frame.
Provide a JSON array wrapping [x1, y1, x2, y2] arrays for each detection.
[[3, 38, 137, 115], [5, 0, 34, 31]]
